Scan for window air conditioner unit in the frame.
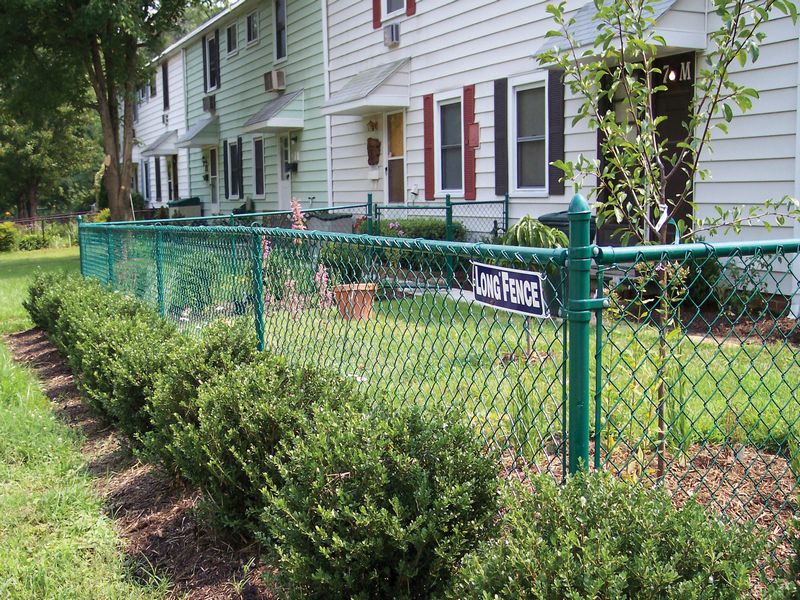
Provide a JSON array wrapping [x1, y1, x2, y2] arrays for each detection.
[[202, 95, 216, 112], [264, 70, 286, 93], [384, 24, 400, 48], [161, 114, 169, 125]]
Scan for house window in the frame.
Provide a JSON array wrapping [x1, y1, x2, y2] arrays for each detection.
[[227, 140, 240, 198], [274, 0, 287, 61], [385, 0, 405, 16], [253, 137, 264, 197], [204, 32, 220, 91], [149, 74, 156, 98], [161, 63, 170, 110], [226, 23, 238, 55], [514, 84, 547, 189], [246, 12, 259, 44], [142, 160, 151, 201], [438, 99, 462, 192]]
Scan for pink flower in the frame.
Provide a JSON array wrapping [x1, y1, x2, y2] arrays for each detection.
[[315, 263, 334, 309], [388, 222, 399, 230], [291, 197, 307, 231]]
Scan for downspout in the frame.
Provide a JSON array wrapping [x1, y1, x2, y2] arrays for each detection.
[[792, 26, 800, 317], [321, 0, 333, 207], [182, 47, 192, 200]]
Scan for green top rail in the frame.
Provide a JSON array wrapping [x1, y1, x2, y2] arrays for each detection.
[[101, 203, 370, 227], [376, 199, 506, 209], [595, 238, 800, 265], [80, 221, 566, 264]]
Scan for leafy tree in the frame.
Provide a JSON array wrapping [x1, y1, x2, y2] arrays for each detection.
[[538, 0, 800, 477], [0, 0, 203, 220], [0, 101, 101, 218], [538, 0, 800, 244]]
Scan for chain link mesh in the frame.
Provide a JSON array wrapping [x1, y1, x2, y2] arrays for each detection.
[[594, 242, 800, 567], [80, 221, 567, 479], [374, 199, 508, 242]]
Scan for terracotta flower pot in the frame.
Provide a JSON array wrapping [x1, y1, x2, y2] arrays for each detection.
[[332, 283, 378, 320]]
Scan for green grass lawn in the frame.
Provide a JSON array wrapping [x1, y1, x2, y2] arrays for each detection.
[[262, 292, 800, 464], [0, 247, 79, 334], [0, 247, 163, 599]]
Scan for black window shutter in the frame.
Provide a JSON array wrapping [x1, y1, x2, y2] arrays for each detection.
[[214, 29, 221, 87], [155, 157, 162, 201], [162, 63, 169, 110], [171, 154, 179, 199], [237, 136, 243, 197], [493, 78, 508, 197], [202, 36, 208, 93], [223, 141, 229, 199], [547, 69, 565, 195]]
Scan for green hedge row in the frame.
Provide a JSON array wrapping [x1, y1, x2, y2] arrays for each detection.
[[25, 274, 768, 598], [356, 216, 467, 241]]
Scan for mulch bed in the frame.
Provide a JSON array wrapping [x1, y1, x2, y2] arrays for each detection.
[[4, 328, 275, 600], [683, 310, 800, 346]]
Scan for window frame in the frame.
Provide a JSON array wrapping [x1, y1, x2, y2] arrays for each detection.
[[205, 33, 220, 92], [227, 139, 241, 199], [508, 72, 549, 197], [433, 90, 464, 198], [246, 11, 259, 45], [383, 0, 406, 20], [253, 136, 265, 198], [273, 0, 287, 64], [226, 22, 238, 56]]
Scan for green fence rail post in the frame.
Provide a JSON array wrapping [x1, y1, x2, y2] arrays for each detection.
[[445, 194, 455, 287], [155, 229, 165, 318], [106, 228, 115, 286], [251, 229, 266, 351], [77, 215, 85, 276], [366, 193, 374, 236], [567, 193, 592, 474]]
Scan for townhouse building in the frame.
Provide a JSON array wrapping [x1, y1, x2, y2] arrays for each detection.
[[322, 0, 800, 248], [131, 44, 190, 209], [170, 0, 328, 215]]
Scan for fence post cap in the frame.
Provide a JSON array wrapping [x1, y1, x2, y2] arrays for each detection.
[[568, 193, 590, 215]]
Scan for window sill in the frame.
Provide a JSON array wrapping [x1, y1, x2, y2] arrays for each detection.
[[511, 188, 549, 198], [227, 50, 239, 58], [273, 56, 287, 66], [434, 192, 464, 200], [382, 9, 405, 23], [246, 39, 260, 48]]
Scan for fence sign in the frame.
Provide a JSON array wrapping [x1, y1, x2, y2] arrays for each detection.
[[471, 261, 551, 318]]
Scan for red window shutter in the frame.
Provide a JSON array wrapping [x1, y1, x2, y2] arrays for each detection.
[[463, 84, 477, 200], [372, 0, 381, 28], [406, 0, 416, 16], [423, 94, 435, 201]]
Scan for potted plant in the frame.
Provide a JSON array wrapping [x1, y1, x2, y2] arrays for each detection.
[[319, 243, 378, 320]]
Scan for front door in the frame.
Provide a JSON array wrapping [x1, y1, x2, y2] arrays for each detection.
[[385, 111, 405, 203], [653, 52, 694, 242], [209, 147, 219, 212], [277, 133, 292, 210]]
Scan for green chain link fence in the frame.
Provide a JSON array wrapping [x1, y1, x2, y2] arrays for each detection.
[[77, 194, 800, 568]]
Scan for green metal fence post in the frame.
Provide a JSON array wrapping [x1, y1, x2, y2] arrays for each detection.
[[106, 229, 115, 286], [155, 229, 165, 318], [77, 215, 85, 276], [567, 193, 592, 474], [366, 193, 374, 236], [445, 194, 455, 287], [251, 229, 265, 351]]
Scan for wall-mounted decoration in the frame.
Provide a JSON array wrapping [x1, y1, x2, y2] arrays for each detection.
[[367, 137, 381, 166], [367, 120, 379, 132]]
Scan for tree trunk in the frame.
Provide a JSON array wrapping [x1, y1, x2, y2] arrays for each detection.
[[26, 184, 38, 219]]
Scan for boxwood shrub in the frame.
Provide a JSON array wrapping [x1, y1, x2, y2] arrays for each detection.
[[141, 318, 259, 477], [190, 357, 368, 533], [357, 216, 466, 241], [447, 472, 762, 599], [265, 404, 499, 599]]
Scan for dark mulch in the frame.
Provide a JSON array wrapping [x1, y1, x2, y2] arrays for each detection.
[[4, 328, 275, 600], [683, 309, 800, 347]]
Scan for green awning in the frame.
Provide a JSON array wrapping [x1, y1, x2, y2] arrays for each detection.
[[168, 196, 202, 207]]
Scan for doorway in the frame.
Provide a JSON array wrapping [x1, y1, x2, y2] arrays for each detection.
[[596, 52, 695, 245], [208, 147, 219, 212], [385, 111, 405, 204], [277, 133, 292, 210]]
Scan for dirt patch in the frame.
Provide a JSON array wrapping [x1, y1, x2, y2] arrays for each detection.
[[684, 311, 800, 347], [4, 328, 275, 600]]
